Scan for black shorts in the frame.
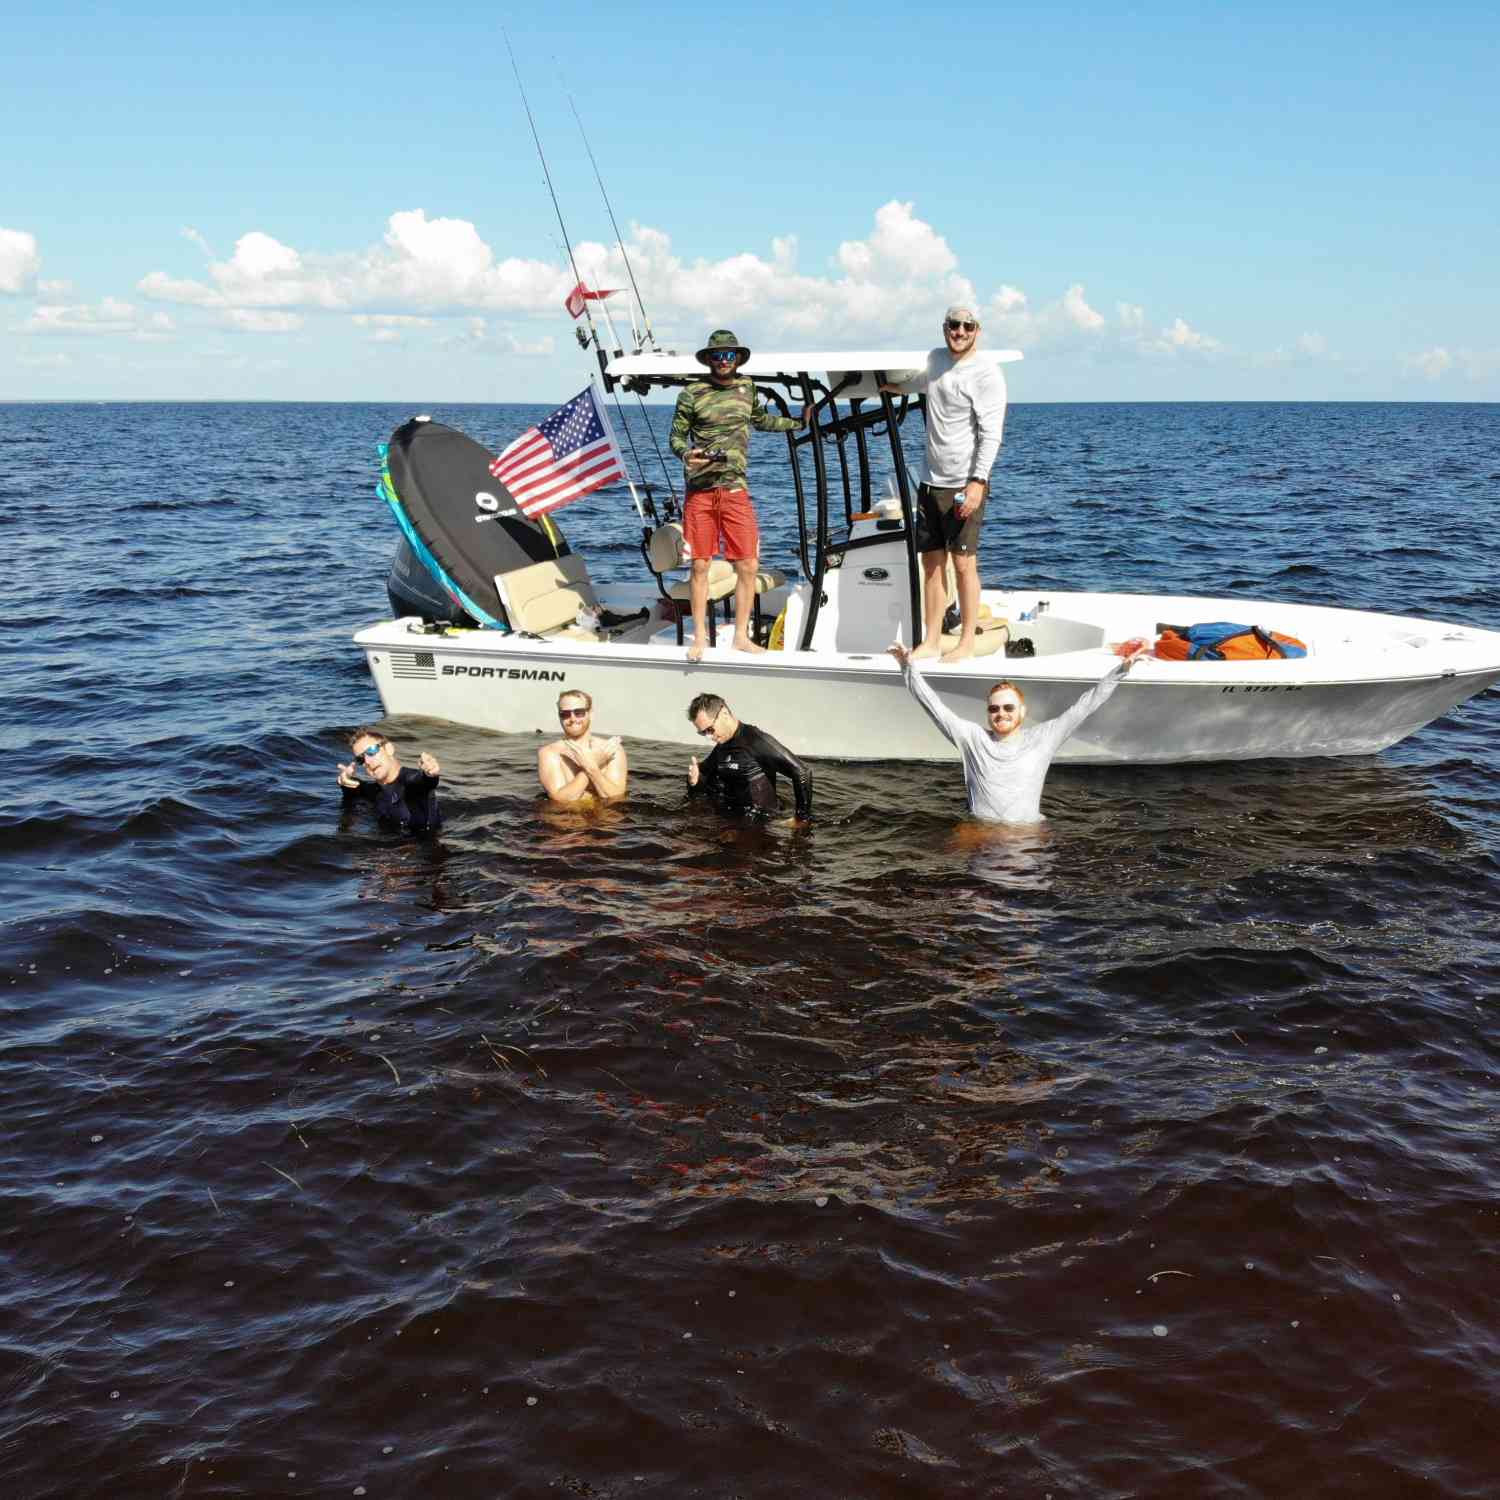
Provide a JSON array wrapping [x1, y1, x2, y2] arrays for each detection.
[[914, 482, 986, 556]]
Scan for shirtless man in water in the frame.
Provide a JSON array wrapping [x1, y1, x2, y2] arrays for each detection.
[[538, 690, 628, 805]]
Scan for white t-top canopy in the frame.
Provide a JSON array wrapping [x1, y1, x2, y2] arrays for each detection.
[[604, 347, 1022, 400]]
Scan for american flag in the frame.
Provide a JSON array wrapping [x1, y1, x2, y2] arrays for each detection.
[[488, 385, 627, 518]]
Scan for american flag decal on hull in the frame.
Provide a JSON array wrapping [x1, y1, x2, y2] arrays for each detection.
[[388, 650, 437, 680]]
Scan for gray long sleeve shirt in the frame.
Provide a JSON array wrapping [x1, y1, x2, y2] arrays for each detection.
[[895, 349, 1007, 487], [899, 657, 1129, 823]]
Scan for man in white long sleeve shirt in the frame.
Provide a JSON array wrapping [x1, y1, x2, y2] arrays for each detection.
[[887, 641, 1148, 824], [882, 304, 1007, 663]]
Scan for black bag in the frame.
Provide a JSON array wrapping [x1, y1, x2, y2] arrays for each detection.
[[1005, 637, 1035, 658]]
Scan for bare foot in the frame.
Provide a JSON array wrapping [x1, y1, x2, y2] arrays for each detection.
[[941, 641, 977, 663], [687, 636, 706, 663], [909, 641, 941, 660], [732, 636, 766, 654]]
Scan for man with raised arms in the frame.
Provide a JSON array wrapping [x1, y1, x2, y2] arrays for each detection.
[[882, 303, 1007, 663], [337, 727, 443, 833], [685, 692, 812, 824], [887, 642, 1148, 824], [538, 689, 629, 805], [668, 328, 809, 662]]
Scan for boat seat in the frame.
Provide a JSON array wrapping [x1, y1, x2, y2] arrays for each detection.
[[643, 521, 785, 646], [493, 553, 602, 640]]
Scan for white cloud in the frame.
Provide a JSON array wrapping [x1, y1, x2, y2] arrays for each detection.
[[1405, 345, 1499, 383], [182, 225, 217, 258], [1158, 316, 1221, 352], [353, 312, 435, 344], [22, 298, 174, 339], [352, 313, 434, 328], [1297, 332, 1328, 357], [1, 228, 42, 294], [1409, 347, 1452, 380], [1061, 283, 1106, 332], [141, 213, 565, 315], [225, 309, 303, 334], [836, 200, 957, 280], [124, 202, 1247, 372]]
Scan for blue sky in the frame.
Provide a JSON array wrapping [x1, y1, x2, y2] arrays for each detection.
[[3, 0, 1497, 401]]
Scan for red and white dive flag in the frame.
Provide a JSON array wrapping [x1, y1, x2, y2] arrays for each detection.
[[488, 385, 626, 518], [564, 281, 622, 319]]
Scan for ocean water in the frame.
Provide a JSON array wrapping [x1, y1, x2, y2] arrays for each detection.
[[2, 397, 1498, 1499]]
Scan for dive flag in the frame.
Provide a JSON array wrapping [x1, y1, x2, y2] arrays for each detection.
[[488, 385, 627, 518], [564, 281, 622, 319]]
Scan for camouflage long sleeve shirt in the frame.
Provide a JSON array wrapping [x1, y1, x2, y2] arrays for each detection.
[[668, 375, 800, 494]]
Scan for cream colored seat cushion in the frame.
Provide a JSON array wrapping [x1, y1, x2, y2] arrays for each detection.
[[649, 522, 783, 602], [494, 553, 600, 636]]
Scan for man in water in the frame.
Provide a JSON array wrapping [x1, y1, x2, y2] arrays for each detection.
[[538, 689, 629, 805], [337, 727, 442, 832], [882, 304, 1007, 662], [685, 692, 812, 824], [887, 642, 1148, 823], [668, 329, 809, 662]]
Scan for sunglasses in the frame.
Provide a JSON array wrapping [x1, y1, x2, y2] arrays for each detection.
[[356, 741, 387, 759], [988, 703, 1020, 716], [946, 319, 978, 333], [558, 707, 589, 720], [695, 715, 721, 736], [706, 350, 740, 364]]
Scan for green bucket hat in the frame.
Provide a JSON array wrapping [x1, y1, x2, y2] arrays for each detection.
[[695, 328, 752, 366]]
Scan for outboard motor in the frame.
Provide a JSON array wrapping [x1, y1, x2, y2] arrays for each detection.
[[386, 534, 474, 625]]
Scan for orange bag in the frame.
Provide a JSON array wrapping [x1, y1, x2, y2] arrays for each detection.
[[1153, 623, 1307, 661]]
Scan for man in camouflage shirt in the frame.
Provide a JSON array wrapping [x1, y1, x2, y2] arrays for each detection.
[[668, 329, 808, 660]]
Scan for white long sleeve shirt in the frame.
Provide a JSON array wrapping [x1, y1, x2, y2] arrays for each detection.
[[899, 349, 1007, 487], [900, 657, 1129, 823]]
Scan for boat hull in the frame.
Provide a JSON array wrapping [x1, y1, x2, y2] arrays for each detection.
[[353, 590, 1500, 764]]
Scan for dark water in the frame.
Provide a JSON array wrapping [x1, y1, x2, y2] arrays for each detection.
[[3, 398, 1499, 1498]]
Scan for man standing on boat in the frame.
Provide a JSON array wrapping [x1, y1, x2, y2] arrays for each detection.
[[887, 641, 1148, 823], [669, 329, 809, 662], [538, 689, 629, 805], [882, 304, 1007, 663]]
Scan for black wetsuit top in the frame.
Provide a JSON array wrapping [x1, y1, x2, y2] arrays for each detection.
[[341, 766, 443, 832], [692, 723, 812, 820]]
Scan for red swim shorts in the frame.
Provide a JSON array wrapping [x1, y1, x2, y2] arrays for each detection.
[[683, 487, 759, 563]]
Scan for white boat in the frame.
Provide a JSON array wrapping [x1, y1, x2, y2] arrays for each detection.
[[354, 348, 1500, 764]]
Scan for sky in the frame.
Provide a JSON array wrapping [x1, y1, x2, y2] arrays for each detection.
[[3, 0, 1498, 402]]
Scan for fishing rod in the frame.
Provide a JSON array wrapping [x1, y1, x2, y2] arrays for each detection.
[[503, 29, 602, 357], [504, 31, 668, 517], [569, 92, 658, 353], [565, 89, 680, 511]]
